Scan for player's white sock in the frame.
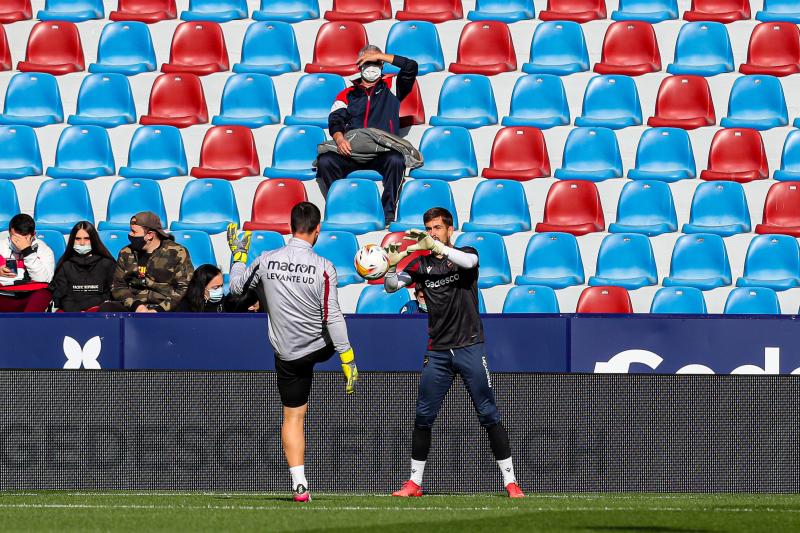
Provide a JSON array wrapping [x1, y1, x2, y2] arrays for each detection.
[[497, 457, 516, 486], [290, 465, 308, 490], [410, 459, 426, 486]]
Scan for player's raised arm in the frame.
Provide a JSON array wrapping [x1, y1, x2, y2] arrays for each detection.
[[383, 242, 414, 292], [227, 224, 261, 296]]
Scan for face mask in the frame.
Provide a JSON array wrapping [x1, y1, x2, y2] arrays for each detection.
[[419, 303, 428, 313], [7, 238, 16, 253], [73, 243, 92, 255], [361, 64, 382, 83], [207, 287, 224, 303], [128, 235, 146, 252]]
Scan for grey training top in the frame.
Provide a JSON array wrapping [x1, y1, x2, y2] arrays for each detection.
[[229, 237, 351, 361]]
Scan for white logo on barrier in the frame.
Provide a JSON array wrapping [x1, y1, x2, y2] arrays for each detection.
[[594, 349, 663, 373], [594, 347, 795, 374], [63, 336, 102, 370]]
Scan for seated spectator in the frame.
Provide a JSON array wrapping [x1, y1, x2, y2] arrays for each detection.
[[401, 285, 427, 315], [0, 214, 55, 313], [49, 221, 116, 312], [317, 45, 419, 226], [174, 264, 262, 313], [99, 211, 193, 313]]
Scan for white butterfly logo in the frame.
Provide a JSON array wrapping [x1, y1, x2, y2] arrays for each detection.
[[62, 336, 102, 370]]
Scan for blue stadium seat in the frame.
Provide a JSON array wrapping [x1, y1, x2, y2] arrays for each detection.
[[99, 230, 129, 260], [173, 230, 218, 268], [68, 73, 136, 128], [628, 127, 696, 182], [264, 125, 326, 180], [430, 75, 498, 129], [409, 127, 478, 181], [724, 287, 780, 314], [170, 179, 239, 234], [35, 230, 66, 262], [775, 129, 800, 181], [313, 231, 362, 286], [38, 0, 103, 21], [384, 22, 444, 76], [515, 232, 584, 288], [667, 22, 734, 76], [0, 126, 42, 179], [522, 21, 589, 76], [390, 180, 459, 232], [253, 0, 320, 22], [609, 181, 677, 236], [233, 22, 300, 76], [575, 75, 642, 129], [467, 0, 535, 21], [34, 179, 94, 234], [611, 0, 678, 21], [0, 180, 20, 229], [757, 0, 800, 21], [212, 73, 280, 128], [588, 233, 658, 289], [119, 125, 188, 179], [502, 285, 560, 313], [285, 74, 346, 128], [89, 21, 156, 76], [501, 74, 570, 129], [0, 73, 63, 127], [356, 285, 410, 314], [663, 233, 731, 290], [462, 180, 531, 235], [737, 234, 800, 291], [650, 286, 708, 314], [720, 75, 788, 131], [181, 0, 247, 20], [234, 230, 285, 267], [322, 178, 384, 234], [683, 181, 751, 236], [454, 232, 511, 288], [555, 127, 623, 181], [98, 179, 167, 231], [47, 126, 114, 179]]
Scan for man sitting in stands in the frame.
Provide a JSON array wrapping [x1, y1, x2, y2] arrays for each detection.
[[0, 214, 55, 312]]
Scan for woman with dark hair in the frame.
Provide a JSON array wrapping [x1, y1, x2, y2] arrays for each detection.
[[175, 264, 262, 313], [49, 221, 116, 312]]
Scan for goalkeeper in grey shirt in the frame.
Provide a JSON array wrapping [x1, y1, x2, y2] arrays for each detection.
[[228, 202, 358, 503]]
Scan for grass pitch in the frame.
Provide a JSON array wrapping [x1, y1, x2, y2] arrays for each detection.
[[1, 492, 799, 532]]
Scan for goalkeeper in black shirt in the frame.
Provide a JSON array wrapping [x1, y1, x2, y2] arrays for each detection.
[[383, 207, 523, 498]]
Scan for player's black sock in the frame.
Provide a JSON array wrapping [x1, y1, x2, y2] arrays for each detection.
[[411, 426, 432, 461], [486, 422, 512, 461]]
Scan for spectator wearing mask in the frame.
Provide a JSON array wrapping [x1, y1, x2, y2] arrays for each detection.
[[0, 214, 55, 312], [317, 45, 419, 226], [401, 285, 427, 315], [49, 221, 116, 312], [99, 211, 193, 313], [174, 264, 261, 313]]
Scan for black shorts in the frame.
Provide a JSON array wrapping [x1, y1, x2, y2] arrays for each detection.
[[275, 344, 336, 408]]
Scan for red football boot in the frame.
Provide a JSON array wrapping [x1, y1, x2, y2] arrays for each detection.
[[506, 482, 525, 498], [392, 480, 423, 497]]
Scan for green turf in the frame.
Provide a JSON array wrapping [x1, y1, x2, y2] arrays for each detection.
[[0, 492, 799, 532]]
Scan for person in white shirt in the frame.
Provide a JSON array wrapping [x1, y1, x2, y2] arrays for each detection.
[[0, 214, 55, 312]]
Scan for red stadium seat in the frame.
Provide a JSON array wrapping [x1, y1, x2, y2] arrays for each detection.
[[535, 180, 605, 236], [593, 21, 661, 76], [701, 128, 768, 183], [539, 0, 606, 22], [191, 126, 259, 180], [367, 232, 428, 285], [396, 0, 463, 22], [739, 23, 800, 76], [398, 78, 425, 127], [449, 22, 517, 76], [683, 0, 750, 22], [0, 0, 31, 23], [140, 73, 209, 128], [755, 182, 800, 237], [305, 22, 368, 76], [0, 26, 12, 72], [18, 21, 84, 76], [325, 0, 391, 21], [161, 22, 229, 76], [647, 75, 716, 130], [482, 127, 550, 181], [243, 179, 308, 234], [110, 0, 177, 22], [576, 286, 632, 313]]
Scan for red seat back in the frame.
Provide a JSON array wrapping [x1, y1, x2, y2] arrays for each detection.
[[757, 182, 800, 233], [396, 0, 463, 21], [576, 286, 632, 313], [194, 126, 259, 179], [742, 23, 800, 74], [450, 21, 516, 74], [19, 21, 84, 74], [398, 78, 425, 127], [539, 0, 606, 21], [244, 179, 309, 234], [163, 21, 229, 75], [0, 26, 11, 71], [703, 128, 768, 182], [649, 75, 715, 129], [483, 127, 550, 181], [0, 0, 30, 23], [111, 0, 177, 21], [142, 73, 209, 127], [325, 0, 391, 21], [305, 22, 368, 75], [595, 21, 660, 74], [684, 0, 750, 21], [536, 180, 605, 235]]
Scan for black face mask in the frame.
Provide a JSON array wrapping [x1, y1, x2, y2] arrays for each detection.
[[128, 235, 146, 252]]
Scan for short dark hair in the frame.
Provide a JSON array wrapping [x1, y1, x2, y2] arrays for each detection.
[[423, 207, 454, 228], [290, 202, 321, 234], [9, 214, 35, 236]]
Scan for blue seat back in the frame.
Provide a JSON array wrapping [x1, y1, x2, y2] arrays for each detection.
[[385, 21, 444, 74], [502, 285, 560, 313], [468, 179, 531, 226], [780, 129, 800, 172], [395, 180, 459, 228], [313, 230, 360, 277], [0, 180, 19, 224], [173, 230, 217, 268], [508, 74, 570, 120], [616, 0, 677, 15], [561, 127, 622, 173], [106, 179, 167, 225], [615, 180, 677, 227], [3, 73, 64, 120], [41, 0, 103, 18], [415, 127, 477, 175], [34, 179, 94, 226], [669, 233, 731, 279], [724, 287, 780, 314], [528, 21, 589, 69], [743, 234, 800, 280], [178, 179, 239, 226], [760, 0, 800, 14], [126, 125, 188, 175], [356, 285, 410, 314], [0, 126, 42, 174], [186, 0, 248, 15], [240, 21, 300, 68], [53, 126, 115, 171], [521, 232, 584, 279], [94, 21, 156, 69], [256, 0, 320, 18], [99, 230, 130, 259], [454, 231, 511, 282], [324, 178, 383, 223], [473, 0, 534, 15], [634, 127, 696, 175], [594, 233, 657, 280], [650, 286, 707, 314], [688, 181, 751, 227], [436, 74, 498, 122], [727, 75, 788, 120], [580, 75, 642, 120], [289, 74, 347, 121], [672, 22, 733, 69], [218, 73, 279, 120], [75, 73, 136, 119], [242, 231, 285, 266], [35, 229, 66, 261], [271, 125, 326, 170]]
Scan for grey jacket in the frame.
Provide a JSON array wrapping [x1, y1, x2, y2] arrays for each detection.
[[229, 238, 351, 361], [316, 127, 424, 168]]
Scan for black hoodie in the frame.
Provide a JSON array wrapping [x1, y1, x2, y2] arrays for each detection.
[[49, 254, 116, 312]]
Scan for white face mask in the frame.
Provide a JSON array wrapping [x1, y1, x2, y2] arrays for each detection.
[[73, 243, 92, 255], [361, 65, 382, 83]]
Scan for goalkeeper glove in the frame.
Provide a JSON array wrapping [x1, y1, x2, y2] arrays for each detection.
[[384, 242, 410, 268], [339, 348, 358, 395], [404, 229, 446, 256], [227, 223, 252, 264]]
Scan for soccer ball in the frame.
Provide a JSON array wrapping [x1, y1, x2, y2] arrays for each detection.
[[354, 244, 390, 280]]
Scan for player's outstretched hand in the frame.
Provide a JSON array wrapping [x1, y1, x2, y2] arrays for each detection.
[[227, 223, 252, 264], [404, 229, 445, 256], [339, 348, 358, 395], [385, 242, 409, 268]]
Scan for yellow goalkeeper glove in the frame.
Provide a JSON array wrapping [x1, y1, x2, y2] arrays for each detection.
[[339, 348, 358, 395], [384, 242, 410, 268], [227, 223, 252, 264]]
